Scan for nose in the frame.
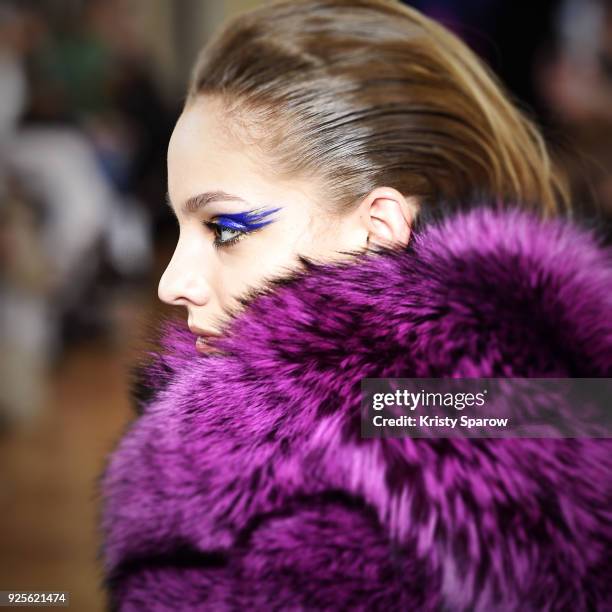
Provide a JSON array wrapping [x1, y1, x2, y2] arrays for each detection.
[[158, 243, 211, 307]]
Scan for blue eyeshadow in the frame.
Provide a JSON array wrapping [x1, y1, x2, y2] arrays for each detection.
[[215, 207, 282, 231]]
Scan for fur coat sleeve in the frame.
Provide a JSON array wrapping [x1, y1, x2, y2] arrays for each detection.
[[97, 205, 612, 611]]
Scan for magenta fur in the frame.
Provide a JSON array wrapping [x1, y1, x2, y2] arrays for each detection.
[[97, 205, 612, 611]]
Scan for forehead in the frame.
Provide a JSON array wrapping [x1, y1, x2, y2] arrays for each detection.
[[166, 94, 325, 217], [167, 96, 265, 205], [168, 97, 250, 174]]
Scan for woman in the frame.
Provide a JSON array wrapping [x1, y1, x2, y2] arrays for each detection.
[[97, 1, 611, 610]]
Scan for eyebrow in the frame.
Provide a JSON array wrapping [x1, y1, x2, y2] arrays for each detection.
[[166, 190, 249, 217]]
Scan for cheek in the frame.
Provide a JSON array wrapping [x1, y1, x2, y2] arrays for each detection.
[[292, 213, 345, 259], [223, 225, 305, 292], [214, 213, 323, 306], [209, 247, 280, 309], [239, 234, 298, 282]]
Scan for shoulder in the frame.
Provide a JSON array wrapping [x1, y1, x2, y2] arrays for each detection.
[[114, 204, 612, 520], [100, 204, 612, 609]]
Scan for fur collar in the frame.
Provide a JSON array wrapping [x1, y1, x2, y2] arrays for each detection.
[[98, 205, 612, 610]]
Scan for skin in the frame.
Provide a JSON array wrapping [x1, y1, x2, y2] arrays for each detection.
[[159, 95, 418, 345]]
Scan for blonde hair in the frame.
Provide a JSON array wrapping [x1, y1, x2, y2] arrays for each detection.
[[188, 0, 569, 221]]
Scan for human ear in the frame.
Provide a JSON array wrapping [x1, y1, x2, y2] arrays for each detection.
[[359, 187, 419, 248]]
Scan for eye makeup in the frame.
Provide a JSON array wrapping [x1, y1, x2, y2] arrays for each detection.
[[215, 207, 282, 230], [204, 206, 282, 248]]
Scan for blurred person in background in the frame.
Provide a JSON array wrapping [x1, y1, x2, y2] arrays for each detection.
[[0, 1, 54, 426], [20, 0, 157, 281], [538, 0, 612, 237], [0, 3, 176, 610], [408, 0, 563, 125], [98, 0, 611, 609], [25, 0, 173, 219], [410, 0, 612, 238], [0, 0, 160, 427]]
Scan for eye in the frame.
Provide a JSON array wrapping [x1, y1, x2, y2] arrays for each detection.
[[203, 207, 282, 249], [204, 221, 246, 248]]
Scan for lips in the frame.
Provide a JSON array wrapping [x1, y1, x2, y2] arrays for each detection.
[[194, 336, 221, 354], [189, 325, 222, 354]]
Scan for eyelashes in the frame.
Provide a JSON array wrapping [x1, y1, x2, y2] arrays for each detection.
[[215, 208, 282, 230], [204, 207, 281, 248]]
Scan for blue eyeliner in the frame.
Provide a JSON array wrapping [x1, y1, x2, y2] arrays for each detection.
[[215, 207, 282, 231], [205, 206, 282, 248]]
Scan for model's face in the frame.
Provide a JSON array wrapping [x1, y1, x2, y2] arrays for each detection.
[[159, 95, 364, 351]]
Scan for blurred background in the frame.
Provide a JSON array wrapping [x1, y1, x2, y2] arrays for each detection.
[[0, 0, 611, 609]]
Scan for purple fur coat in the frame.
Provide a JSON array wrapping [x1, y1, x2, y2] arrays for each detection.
[[98, 205, 612, 611]]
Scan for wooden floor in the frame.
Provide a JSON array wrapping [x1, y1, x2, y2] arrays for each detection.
[[0, 251, 175, 610]]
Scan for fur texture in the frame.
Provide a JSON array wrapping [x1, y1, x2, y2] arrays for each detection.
[[97, 205, 612, 611]]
